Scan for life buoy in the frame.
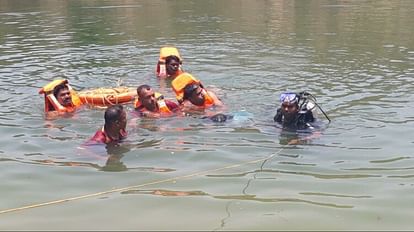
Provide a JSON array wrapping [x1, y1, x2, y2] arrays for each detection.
[[156, 46, 183, 78], [78, 87, 137, 107], [39, 79, 82, 113]]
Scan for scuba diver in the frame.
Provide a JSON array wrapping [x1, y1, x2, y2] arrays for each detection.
[[274, 91, 330, 131]]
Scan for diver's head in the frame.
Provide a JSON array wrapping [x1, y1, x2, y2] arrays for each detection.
[[280, 92, 300, 121]]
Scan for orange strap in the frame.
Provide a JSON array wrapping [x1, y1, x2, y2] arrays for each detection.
[[157, 99, 173, 114], [135, 98, 172, 114], [203, 91, 215, 107]]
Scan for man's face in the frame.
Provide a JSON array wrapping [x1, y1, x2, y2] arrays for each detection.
[[139, 88, 157, 112], [281, 102, 299, 121], [188, 85, 205, 106], [57, 88, 72, 107], [166, 59, 180, 76]]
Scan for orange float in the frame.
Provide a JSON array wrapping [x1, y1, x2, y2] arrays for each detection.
[[77, 87, 137, 107]]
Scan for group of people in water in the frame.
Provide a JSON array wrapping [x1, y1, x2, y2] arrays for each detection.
[[39, 47, 328, 145]]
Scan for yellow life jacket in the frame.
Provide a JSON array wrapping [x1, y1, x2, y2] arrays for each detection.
[[156, 46, 183, 78], [39, 79, 82, 113], [134, 92, 172, 114], [171, 72, 201, 102]]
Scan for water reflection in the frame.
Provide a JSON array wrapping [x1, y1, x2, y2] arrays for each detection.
[[213, 201, 233, 232], [2, 151, 175, 173], [0, 137, 175, 173], [278, 128, 326, 146], [120, 186, 354, 208], [213, 194, 353, 209], [299, 192, 372, 199], [121, 188, 207, 197], [79, 139, 170, 172], [207, 168, 380, 180], [100, 144, 130, 172]]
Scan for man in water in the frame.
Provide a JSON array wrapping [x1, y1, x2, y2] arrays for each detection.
[[165, 55, 183, 79], [181, 82, 224, 109], [53, 84, 74, 109], [171, 72, 228, 122], [134, 84, 179, 117], [88, 104, 127, 144], [273, 92, 315, 130], [39, 79, 82, 116]]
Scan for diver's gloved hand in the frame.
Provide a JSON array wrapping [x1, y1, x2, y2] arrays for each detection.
[[208, 113, 233, 123]]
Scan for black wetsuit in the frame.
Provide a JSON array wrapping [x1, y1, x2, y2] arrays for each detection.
[[273, 108, 315, 130]]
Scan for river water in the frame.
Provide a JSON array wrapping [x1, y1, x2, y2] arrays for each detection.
[[0, 0, 413, 230]]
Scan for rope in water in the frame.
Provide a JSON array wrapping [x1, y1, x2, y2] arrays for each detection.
[[0, 147, 287, 215]]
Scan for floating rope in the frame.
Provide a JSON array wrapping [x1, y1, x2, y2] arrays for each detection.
[[0, 146, 287, 215]]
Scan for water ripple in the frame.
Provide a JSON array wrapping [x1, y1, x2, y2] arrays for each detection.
[[214, 195, 353, 209], [300, 192, 372, 199], [207, 168, 380, 180]]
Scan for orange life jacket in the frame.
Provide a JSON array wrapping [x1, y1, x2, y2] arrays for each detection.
[[39, 79, 82, 113], [171, 72, 201, 103], [156, 46, 183, 78], [171, 72, 216, 108], [134, 92, 172, 114], [201, 90, 215, 108]]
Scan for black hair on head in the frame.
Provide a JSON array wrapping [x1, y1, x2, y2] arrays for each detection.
[[105, 104, 124, 125], [53, 84, 69, 98], [183, 84, 199, 100], [137, 84, 151, 97], [165, 55, 182, 65]]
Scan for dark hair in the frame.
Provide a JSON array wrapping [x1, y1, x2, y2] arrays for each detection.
[[53, 84, 69, 98], [165, 55, 182, 65], [105, 104, 124, 125], [183, 84, 199, 100], [137, 84, 151, 98]]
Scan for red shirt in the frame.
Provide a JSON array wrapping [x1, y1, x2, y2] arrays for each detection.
[[164, 99, 179, 111], [87, 127, 127, 144]]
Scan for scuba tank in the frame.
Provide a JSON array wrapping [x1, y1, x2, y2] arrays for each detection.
[[297, 91, 331, 122]]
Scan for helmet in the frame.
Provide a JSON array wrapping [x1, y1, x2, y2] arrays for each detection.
[[280, 92, 299, 104]]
